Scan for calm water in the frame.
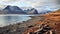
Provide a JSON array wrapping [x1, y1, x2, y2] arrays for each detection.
[[0, 16, 31, 27]]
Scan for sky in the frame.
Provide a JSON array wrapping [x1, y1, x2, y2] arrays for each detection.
[[0, 0, 60, 9]]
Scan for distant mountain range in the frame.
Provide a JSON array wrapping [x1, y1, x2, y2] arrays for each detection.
[[39, 10, 52, 14], [0, 5, 52, 14], [24, 8, 38, 14], [3, 5, 26, 14]]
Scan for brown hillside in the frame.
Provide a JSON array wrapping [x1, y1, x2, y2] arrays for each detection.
[[43, 9, 60, 34], [23, 9, 60, 34]]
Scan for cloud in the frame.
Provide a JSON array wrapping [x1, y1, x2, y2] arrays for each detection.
[[0, 0, 60, 9], [0, 0, 18, 3]]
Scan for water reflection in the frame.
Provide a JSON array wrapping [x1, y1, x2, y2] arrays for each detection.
[[0, 16, 31, 27]]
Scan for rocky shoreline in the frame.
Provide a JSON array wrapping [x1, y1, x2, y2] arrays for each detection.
[[0, 16, 42, 34]]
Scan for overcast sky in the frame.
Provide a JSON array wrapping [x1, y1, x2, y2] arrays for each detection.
[[0, 0, 60, 9]]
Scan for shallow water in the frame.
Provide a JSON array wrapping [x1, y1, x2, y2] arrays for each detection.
[[0, 16, 31, 27]]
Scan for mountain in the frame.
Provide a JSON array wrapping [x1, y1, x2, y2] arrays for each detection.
[[0, 10, 5, 14], [3, 6, 38, 14], [39, 10, 52, 14], [3, 5, 26, 14], [2, 5, 53, 14], [24, 8, 38, 14]]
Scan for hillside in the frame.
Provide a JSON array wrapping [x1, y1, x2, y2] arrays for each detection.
[[23, 9, 60, 34], [43, 9, 60, 34]]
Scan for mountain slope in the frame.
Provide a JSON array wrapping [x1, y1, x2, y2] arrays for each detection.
[[3, 5, 26, 14], [43, 9, 60, 34], [24, 8, 38, 14]]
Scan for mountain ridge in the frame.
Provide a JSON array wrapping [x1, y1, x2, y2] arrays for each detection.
[[0, 5, 53, 14]]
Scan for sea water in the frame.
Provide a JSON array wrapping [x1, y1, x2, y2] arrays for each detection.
[[0, 15, 31, 27]]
